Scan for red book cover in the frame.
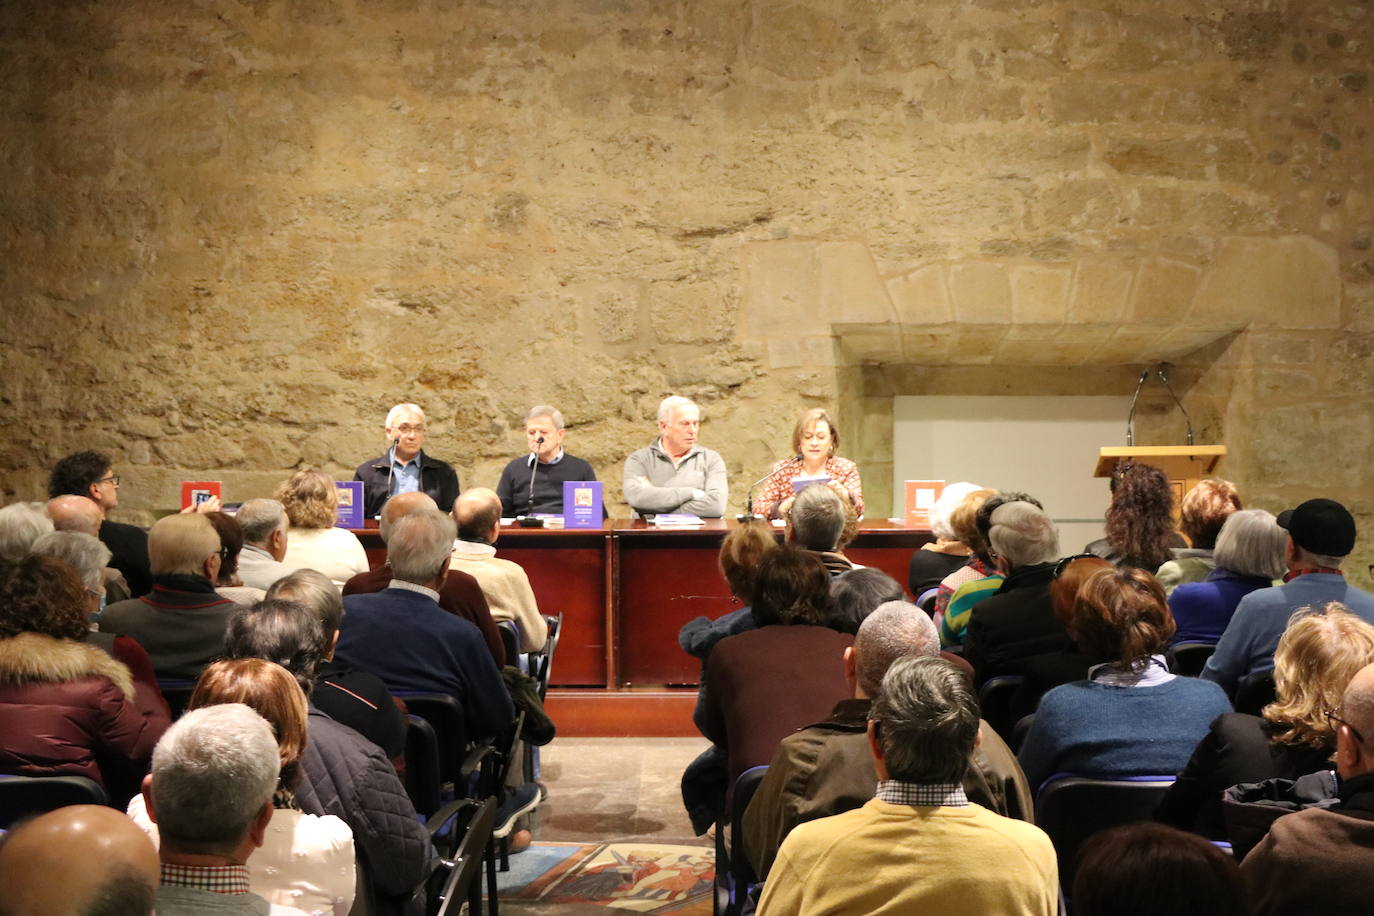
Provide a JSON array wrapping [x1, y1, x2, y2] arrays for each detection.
[[904, 480, 944, 529], [180, 481, 222, 510]]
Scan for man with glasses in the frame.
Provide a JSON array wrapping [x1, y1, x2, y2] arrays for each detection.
[[354, 402, 460, 518], [49, 449, 152, 597], [1241, 661, 1374, 911]]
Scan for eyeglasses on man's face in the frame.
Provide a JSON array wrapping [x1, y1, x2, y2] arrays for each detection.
[[1326, 708, 1366, 746]]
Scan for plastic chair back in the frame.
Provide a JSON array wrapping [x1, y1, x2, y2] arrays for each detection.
[[1234, 671, 1277, 716], [405, 714, 443, 818], [532, 612, 562, 699], [496, 621, 519, 670], [432, 796, 498, 916], [1035, 774, 1175, 892], [978, 675, 1025, 743], [0, 774, 108, 828], [1166, 642, 1218, 677], [395, 693, 473, 796], [713, 765, 767, 916]]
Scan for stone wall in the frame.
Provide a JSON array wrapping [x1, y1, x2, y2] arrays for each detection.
[[1, 0, 1371, 584]]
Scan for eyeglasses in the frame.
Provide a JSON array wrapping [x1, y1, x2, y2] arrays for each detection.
[[98, 475, 120, 486], [1326, 708, 1366, 745], [394, 424, 425, 435], [1053, 553, 1099, 579]]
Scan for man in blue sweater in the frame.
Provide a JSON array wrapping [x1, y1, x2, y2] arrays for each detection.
[[1202, 498, 1374, 694]]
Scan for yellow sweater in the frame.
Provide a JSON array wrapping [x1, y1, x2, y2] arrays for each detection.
[[758, 799, 1057, 916]]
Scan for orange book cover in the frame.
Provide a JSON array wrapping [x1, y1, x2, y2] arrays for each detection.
[[903, 480, 944, 528], [180, 481, 221, 510]]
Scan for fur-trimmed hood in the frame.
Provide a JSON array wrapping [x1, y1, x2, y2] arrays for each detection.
[[0, 632, 135, 699]]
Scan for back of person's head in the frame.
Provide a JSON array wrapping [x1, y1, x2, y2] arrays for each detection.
[[1105, 461, 1176, 569], [1050, 555, 1112, 628], [1070, 566, 1175, 669], [988, 501, 1060, 569], [788, 483, 846, 552], [871, 655, 979, 784], [1212, 508, 1286, 580], [388, 509, 457, 584], [236, 498, 288, 547], [750, 544, 831, 627], [854, 600, 939, 696], [147, 513, 219, 578], [1340, 662, 1374, 773], [1179, 479, 1242, 550], [47, 450, 112, 499], [203, 511, 244, 585], [0, 553, 89, 640], [1073, 822, 1246, 916], [1278, 497, 1356, 567], [46, 494, 105, 536], [266, 568, 343, 644], [1266, 604, 1374, 749], [453, 488, 502, 542], [0, 501, 54, 563], [951, 488, 997, 560], [829, 568, 905, 635], [30, 530, 111, 593], [380, 491, 439, 543], [148, 703, 279, 856], [929, 482, 982, 542], [717, 521, 778, 602], [189, 658, 308, 792], [974, 490, 1043, 550], [274, 468, 337, 530], [224, 599, 327, 696]]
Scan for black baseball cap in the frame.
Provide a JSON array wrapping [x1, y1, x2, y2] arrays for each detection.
[[1276, 498, 1356, 557]]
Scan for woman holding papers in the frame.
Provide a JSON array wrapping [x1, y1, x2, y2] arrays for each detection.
[[755, 408, 864, 520]]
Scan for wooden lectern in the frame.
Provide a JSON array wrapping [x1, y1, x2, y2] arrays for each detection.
[[1094, 445, 1228, 503]]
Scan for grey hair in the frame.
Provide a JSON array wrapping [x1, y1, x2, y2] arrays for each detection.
[[989, 501, 1060, 569], [526, 405, 566, 429], [656, 395, 697, 422], [1213, 509, 1287, 580], [30, 532, 111, 591], [929, 482, 982, 542], [387, 509, 457, 584], [266, 568, 344, 641], [379, 492, 439, 543], [149, 704, 279, 856], [385, 403, 426, 427], [789, 483, 846, 552], [0, 502, 55, 563], [854, 600, 940, 696], [871, 655, 980, 784], [236, 499, 288, 547], [1293, 543, 1346, 571]]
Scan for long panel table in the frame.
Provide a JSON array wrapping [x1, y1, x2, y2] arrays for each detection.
[[355, 519, 931, 735]]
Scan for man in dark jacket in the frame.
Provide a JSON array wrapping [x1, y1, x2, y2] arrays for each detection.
[[354, 403, 459, 519], [48, 449, 152, 597]]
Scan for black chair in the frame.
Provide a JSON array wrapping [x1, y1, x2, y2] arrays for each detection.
[[531, 612, 562, 700], [405, 714, 444, 818], [1234, 671, 1277, 716], [429, 796, 499, 916], [1166, 642, 1218, 677], [496, 621, 520, 670], [395, 693, 492, 802], [1010, 713, 1036, 755], [713, 765, 768, 916], [157, 678, 198, 719], [0, 774, 108, 828], [978, 675, 1025, 743], [1035, 774, 1176, 892]]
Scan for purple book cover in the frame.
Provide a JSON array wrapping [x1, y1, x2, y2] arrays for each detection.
[[335, 481, 365, 528], [564, 480, 603, 529]]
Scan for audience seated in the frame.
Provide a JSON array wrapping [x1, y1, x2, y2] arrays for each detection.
[[48, 450, 153, 598], [141, 703, 309, 915], [1168, 508, 1286, 645], [0, 554, 168, 804], [1085, 461, 1185, 572], [743, 600, 1033, 881], [1073, 822, 1247, 916], [0, 804, 161, 916], [47, 493, 132, 601], [940, 490, 1038, 645], [99, 513, 240, 680], [345, 491, 505, 666], [1203, 497, 1374, 694], [206, 510, 267, 606], [128, 659, 355, 915], [275, 468, 368, 587], [1018, 567, 1231, 792], [962, 500, 1067, 683], [827, 566, 905, 634], [756, 655, 1058, 915], [784, 483, 855, 576], [448, 488, 548, 652], [1157, 604, 1374, 839], [907, 481, 980, 597], [678, 521, 778, 660], [931, 486, 997, 621], [0, 501, 53, 562], [337, 509, 513, 742], [1156, 478, 1243, 594], [219, 596, 432, 905], [262, 572, 407, 760], [1005, 554, 1107, 723], [235, 498, 295, 591], [1240, 660, 1374, 913]]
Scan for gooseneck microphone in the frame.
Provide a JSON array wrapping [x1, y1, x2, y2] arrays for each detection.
[[1156, 365, 1195, 446], [518, 436, 547, 528], [380, 436, 401, 518], [737, 456, 803, 523], [1125, 369, 1149, 447]]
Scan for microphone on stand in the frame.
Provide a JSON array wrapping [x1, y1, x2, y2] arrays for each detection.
[[379, 436, 401, 519], [1156, 365, 1195, 446], [1125, 369, 1149, 446], [518, 435, 547, 528], [737, 457, 802, 523]]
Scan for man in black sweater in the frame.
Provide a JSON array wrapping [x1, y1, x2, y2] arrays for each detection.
[[48, 450, 152, 597], [495, 405, 600, 517]]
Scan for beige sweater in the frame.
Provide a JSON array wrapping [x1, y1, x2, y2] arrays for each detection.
[[449, 540, 548, 651]]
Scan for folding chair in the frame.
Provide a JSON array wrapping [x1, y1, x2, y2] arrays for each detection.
[[430, 796, 499, 916], [977, 675, 1025, 743], [713, 765, 768, 916], [496, 620, 520, 671], [1035, 774, 1176, 893], [1165, 642, 1217, 678]]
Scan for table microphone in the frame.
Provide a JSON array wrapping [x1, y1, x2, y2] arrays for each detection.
[[518, 436, 546, 528], [737, 457, 801, 523], [378, 436, 401, 519]]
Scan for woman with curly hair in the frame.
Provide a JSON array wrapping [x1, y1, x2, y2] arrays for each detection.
[[1156, 604, 1374, 839], [1085, 461, 1185, 572], [275, 468, 369, 587], [1156, 478, 1243, 593]]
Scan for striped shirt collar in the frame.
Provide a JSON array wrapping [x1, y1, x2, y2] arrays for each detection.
[[160, 863, 251, 895], [875, 779, 969, 808], [386, 579, 440, 601], [1088, 654, 1175, 687]]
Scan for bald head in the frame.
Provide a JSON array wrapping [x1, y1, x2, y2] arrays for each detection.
[[47, 495, 104, 536], [852, 600, 940, 697], [380, 491, 439, 543], [148, 513, 220, 578], [0, 804, 159, 915], [1337, 662, 1374, 780], [454, 488, 502, 543]]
